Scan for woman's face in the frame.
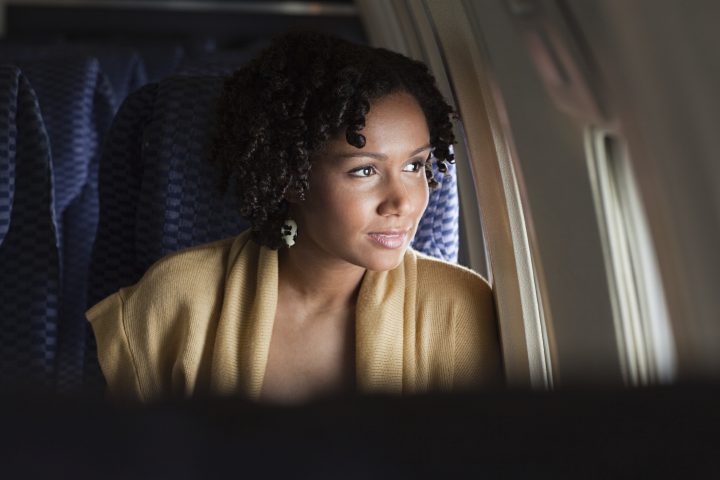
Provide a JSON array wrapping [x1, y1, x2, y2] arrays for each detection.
[[290, 91, 431, 272]]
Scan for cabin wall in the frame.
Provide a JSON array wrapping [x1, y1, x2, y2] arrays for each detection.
[[468, 0, 622, 385], [571, 0, 720, 381]]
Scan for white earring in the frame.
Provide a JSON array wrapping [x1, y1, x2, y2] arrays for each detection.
[[280, 219, 298, 247]]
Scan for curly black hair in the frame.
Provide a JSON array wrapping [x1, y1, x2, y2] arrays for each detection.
[[211, 31, 457, 249]]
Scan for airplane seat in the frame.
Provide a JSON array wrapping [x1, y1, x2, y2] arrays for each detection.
[[70, 40, 181, 87], [87, 83, 159, 308], [415, 160, 459, 263], [89, 75, 248, 306], [0, 65, 60, 391], [86, 76, 250, 389], [64, 45, 149, 111], [132, 76, 249, 269], [0, 43, 147, 110], [101, 51, 147, 107], [0, 55, 116, 391], [84, 83, 160, 390]]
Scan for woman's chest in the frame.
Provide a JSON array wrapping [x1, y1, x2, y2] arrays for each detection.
[[259, 308, 356, 404]]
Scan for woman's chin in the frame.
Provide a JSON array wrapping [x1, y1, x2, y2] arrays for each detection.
[[361, 250, 407, 272]]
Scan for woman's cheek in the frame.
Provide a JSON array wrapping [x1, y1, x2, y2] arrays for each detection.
[[412, 181, 430, 216]]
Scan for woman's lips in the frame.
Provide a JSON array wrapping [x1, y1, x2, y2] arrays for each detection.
[[367, 230, 409, 249]]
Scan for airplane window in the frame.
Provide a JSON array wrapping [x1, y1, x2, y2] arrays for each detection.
[[586, 129, 676, 385], [365, 0, 554, 388]]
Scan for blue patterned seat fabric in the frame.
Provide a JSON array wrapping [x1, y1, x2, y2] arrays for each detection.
[[63, 45, 148, 111], [86, 77, 250, 388], [87, 84, 159, 307], [0, 52, 116, 391], [0, 44, 145, 110], [136, 77, 250, 269], [22, 57, 115, 392], [0, 65, 60, 390], [84, 84, 161, 390], [415, 159, 459, 263], [89, 77, 249, 308]]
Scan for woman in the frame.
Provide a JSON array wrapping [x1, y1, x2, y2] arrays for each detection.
[[87, 32, 502, 404]]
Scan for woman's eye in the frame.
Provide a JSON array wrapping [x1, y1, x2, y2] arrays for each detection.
[[349, 166, 376, 177], [403, 160, 424, 173]]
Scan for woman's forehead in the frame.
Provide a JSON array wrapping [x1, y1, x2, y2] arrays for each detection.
[[320, 93, 430, 157]]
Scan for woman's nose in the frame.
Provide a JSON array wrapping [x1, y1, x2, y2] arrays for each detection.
[[377, 175, 413, 216]]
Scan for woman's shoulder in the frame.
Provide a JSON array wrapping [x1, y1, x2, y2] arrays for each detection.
[[87, 234, 246, 323], [413, 250, 492, 303], [135, 236, 239, 289], [86, 234, 252, 402], [410, 250, 502, 388]]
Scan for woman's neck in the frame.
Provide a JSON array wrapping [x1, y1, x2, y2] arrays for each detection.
[[277, 243, 365, 314]]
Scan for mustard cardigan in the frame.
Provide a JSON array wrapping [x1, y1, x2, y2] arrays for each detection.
[[87, 231, 502, 402]]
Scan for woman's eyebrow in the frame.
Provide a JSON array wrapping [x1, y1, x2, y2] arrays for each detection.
[[336, 144, 432, 160], [410, 144, 433, 156]]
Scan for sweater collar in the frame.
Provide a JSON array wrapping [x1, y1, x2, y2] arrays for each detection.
[[211, 231, 417, 400], [355, 249, 418, 395]]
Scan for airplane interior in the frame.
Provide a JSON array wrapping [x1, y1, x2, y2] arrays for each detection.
[[0, 0, 718, 476]]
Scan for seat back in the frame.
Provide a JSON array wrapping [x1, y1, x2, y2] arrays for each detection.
[[414, 160, 459, 263], [84, 83, 161, 390], [137, 76, 249, 267], [89, 76, 248, 310], [63, 45, 148, 110], [87, 83, 158, 307], [0, 52, 117, 390], [0, 43, 148, 110], [24, 57, 115, 391], [0, 66, 60, 390]]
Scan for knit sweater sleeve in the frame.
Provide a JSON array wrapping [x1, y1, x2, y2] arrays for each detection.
[[451, 270, 504, 389], [415, 254, 504, 390], [86, 291, 145, 402], [85, 236, 240, 403]]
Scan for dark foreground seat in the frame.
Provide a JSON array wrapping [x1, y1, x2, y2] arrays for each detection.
[[2, 386, 720, 478], [0, 66, 60, 390]]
